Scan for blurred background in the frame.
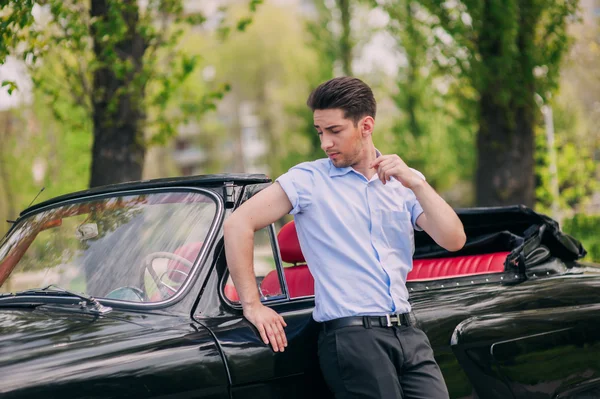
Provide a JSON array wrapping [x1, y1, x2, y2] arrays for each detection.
[[0, 0, 598, 260]]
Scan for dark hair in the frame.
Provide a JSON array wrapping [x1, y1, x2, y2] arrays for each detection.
[[306, 77, 377, 125]]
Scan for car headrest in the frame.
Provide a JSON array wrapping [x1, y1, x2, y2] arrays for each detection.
[[277, 221, 305, 264], [167, 241, 203, 283]]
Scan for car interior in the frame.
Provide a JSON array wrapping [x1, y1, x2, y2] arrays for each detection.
[[222, 206, 587, 301]]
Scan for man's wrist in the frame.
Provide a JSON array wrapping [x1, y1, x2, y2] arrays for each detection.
[[242, 299, 263, 311], [408, 177, 427, 193]]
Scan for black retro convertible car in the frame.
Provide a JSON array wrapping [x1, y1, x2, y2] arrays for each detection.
[[0, 173, 598, 399]]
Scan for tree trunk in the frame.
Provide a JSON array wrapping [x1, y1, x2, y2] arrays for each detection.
[[337, 0, 352, 76], [404, 0, 421, 139], [475, 0, 537, 207], [476, 94, 535, 207], [89, 0, 147, 188]]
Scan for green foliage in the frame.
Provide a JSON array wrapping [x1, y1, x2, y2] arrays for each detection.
[[0, 0, 262, 148], [562, 214, 600, 262], [6, 94, 91, 201], [371, 0, 577, 206], [0, 0, 36, 64], [0, 90, 91, 242], [1, 81, 16, 95], [205, 2, 322, 177], [412, 0, 577, 106], [279, 0, 337, 173], [368, 0, 477, 203], [535, 85, 599, 215]]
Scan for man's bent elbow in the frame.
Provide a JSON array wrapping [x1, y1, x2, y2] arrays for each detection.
[[444, 230, 466, 252], [457, 227, 467, 248], [223, 214, 255, 245]]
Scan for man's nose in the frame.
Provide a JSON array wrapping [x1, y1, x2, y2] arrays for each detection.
[[320, 136, 333, 151]]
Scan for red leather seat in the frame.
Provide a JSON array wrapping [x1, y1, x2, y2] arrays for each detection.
[[261, 222, 315, 298], [224, 222, 314, 301], [224, 283, 240, 301], [408, 252, 508, 281]]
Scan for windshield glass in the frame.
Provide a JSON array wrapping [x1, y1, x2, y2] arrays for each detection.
[[0, 190, 218, 303]]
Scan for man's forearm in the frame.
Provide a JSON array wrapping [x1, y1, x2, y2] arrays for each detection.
[[411, 180, 466, 251], [223, 219, 262, 308]]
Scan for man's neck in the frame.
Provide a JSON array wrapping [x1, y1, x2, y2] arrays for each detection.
[[352, 147, 379, 180]]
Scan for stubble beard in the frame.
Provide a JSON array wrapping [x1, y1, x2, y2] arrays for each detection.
[[331, 138, 363, 168]]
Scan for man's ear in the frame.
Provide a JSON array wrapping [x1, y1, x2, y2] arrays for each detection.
[[361, 116, 375, 137]]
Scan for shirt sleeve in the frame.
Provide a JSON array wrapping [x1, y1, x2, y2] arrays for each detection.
[[407, 168, 426, 231], [275, 164, 315, 215]]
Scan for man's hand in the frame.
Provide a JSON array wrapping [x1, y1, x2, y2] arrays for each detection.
[[244, 303, 288, 352], [370, 154, 422, 188]]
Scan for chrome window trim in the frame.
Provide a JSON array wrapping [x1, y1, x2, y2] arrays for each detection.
[[267, 223, 290, 299], [221, 222, 296, 308], [1, 186, 224, 310]]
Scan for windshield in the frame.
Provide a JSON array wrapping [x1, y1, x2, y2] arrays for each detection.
[[0, 190, 218, 303]]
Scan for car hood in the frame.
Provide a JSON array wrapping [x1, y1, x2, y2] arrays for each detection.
[[0, 305, 155, 361], [0, 305, 188, 393]]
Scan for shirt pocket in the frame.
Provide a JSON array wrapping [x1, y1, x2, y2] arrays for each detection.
[[378, 210, 415, 254]]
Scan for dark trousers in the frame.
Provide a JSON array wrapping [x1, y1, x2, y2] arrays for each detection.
[[318, 324, 449, 399]]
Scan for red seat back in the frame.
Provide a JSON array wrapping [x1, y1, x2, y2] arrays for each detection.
[[408, 252, 508, 281], [277, 221, 305, 264], [261, 264, 315, 298], [259, 221, 315, 298], [224, 283, 240, 301]]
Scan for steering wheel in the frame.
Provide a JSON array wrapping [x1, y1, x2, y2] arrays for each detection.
[[143, 252, 193, 300], [105, 286, 146, 302]]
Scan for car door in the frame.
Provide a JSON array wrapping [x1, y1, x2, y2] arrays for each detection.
[[201, 225, 330, 399]]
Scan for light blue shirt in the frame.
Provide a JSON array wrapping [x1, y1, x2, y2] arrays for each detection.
[[276, 155, 425, 322]]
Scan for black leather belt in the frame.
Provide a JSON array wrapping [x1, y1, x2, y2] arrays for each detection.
[[322, 313, 412, 332]]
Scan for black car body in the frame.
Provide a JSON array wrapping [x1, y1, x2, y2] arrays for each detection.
[[0, 174, 598, 399]]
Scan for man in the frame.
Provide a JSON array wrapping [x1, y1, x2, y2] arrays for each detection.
[[224, 77, 466, 398]]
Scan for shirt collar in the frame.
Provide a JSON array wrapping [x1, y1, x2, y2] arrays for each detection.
[[328, 148, 382, 178]]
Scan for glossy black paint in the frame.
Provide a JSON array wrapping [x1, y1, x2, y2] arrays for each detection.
[[1, 175, 599, 399], [408, 269, 600, 399], [0, 305, 228, 398]]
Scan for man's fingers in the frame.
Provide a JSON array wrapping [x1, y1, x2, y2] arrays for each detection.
[[273, 323, 285, 351], [377, 167, 385, 184], [279, 317, 288, 347], [276, 321, 288, 347], [257, 324, 269, 345], [370, 155, 388, 168], [380, 163, 395, 183], [264, 324, 279, 352], [378, 162, 392, 183], [374, 158, 394, 183], [245, 305, 287, 352]]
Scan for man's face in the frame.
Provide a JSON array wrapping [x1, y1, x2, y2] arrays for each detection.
[[314, 109, 364, 168]]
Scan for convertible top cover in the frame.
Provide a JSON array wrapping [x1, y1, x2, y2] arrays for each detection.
[[415, 205, 586, 263]]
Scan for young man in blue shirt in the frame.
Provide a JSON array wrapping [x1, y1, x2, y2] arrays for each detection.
[[224, 77, 466, 398]]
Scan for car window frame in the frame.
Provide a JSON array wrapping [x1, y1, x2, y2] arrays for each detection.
[[221, 223, 293, 307], [0, 186, 224, 310]]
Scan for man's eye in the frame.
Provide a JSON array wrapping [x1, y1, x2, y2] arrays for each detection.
[[317, 131, 323, 135], [331, 130, 340, 134]]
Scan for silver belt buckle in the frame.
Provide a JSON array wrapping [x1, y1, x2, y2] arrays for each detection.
[[386, 314, 399, 327]]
